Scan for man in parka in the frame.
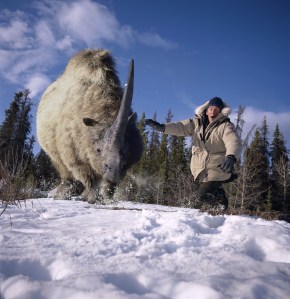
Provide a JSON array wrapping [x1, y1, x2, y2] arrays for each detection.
[[145, 97, 242, 210]]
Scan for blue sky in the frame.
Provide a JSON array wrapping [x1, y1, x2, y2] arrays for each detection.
[[1, 0, 290, 153]]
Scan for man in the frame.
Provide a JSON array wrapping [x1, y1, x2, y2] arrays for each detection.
[[145, 97, 242, 210]]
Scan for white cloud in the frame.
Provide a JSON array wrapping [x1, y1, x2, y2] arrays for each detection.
[[233, 106, 290, 145], [0, 0, 177, 98], [57, 0, 133, 47], [0, 50, 14, 70], [56, 36, 73, 50], [25, 73, 51, 98], [137, 32, 178, 50], [0, 48, 56, 84], [35, 20, 56, 46], [0, 19, 33, 49]]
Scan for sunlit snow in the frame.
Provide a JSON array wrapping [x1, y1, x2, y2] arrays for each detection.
[[1, 199, 290, 299]]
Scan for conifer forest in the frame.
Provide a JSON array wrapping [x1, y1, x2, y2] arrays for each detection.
[[1, 90, 289, 221]]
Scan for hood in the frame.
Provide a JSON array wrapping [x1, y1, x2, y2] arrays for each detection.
[[195, 99, 232, 116]]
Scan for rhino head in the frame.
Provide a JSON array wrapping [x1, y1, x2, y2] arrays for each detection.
[[83, 59, 136, 183]]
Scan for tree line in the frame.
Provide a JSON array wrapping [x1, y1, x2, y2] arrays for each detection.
[[120, 107, 290, 220], [0, 90, 289, 221]]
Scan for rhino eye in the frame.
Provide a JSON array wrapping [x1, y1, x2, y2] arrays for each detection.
[[83, 118, 98, 126], [96, 148, 101, 154]]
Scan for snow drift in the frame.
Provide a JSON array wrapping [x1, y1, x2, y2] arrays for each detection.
[[1, 199, 290, 299]]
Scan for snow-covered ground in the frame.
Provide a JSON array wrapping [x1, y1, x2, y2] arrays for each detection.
[[1, 198, 290, 299]]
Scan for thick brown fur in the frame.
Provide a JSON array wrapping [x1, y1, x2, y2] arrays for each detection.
[[37, 49, 142, 202]]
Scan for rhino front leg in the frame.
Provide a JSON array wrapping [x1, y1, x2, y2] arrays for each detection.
[[81, 179, 116, 204], [50, 179, 76, 200], [80, 180, 100, 204], [98, 180, 117, 204]]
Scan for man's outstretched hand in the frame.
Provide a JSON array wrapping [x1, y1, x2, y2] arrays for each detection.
[[145, 119, 165, 133]]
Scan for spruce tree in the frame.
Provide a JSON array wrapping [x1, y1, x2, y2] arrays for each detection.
[[260, 116, 270, 166], [259, 117, 271, 207], [133, 112, 149, 175], [147, 112, 160, 174], [243, 128, 269, 211], [230, 107, 257, 211], [156, 109, 173, 203], [0, 89, 35, 203], [167, 127, 189, 205], [125, 112, 149, 201], [131, 112, 161, 203], [270, 124, 289, 211], [34, 149, 59, 190], [234, 105, 246, 139], [0, 89, 34, 176]]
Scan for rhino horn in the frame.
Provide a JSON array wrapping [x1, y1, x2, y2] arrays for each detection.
[[111, 59, 134, 140]]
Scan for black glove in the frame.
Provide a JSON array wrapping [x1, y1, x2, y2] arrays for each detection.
[[219, 155, 236, 173], [145, 119, 165, 133]]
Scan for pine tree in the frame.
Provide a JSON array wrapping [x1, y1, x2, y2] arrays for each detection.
[[259, 116, 271, 206], [0, 89, 35, 203], [167, 128, 189, 205], [0, 89, 35, 176], [128, 112, 159, 203], [156, 109, 173, 204], [147, 112, 161, 174], [137, 112, 160, 203], [243, 128, 269, 211], [123, 112, 149, 201], [260, 116, 270, 166], [133, 112, 149, 175], [270, 124, 289, 211], [34, 149, 60, 190], [234, 105, 246, 139], [227, 106, 258, 211], [168, 136, 188, 178]]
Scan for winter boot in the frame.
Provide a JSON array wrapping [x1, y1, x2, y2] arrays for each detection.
[[214, 187, 228, 211]]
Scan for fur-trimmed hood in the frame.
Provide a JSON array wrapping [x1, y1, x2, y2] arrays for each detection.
[[195, 99, 232, 116]]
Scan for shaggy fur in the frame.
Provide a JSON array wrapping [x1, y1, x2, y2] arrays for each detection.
[[37, 49, 143, 202]]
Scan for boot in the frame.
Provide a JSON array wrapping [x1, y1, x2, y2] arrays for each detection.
[[214, 187, 228, 211], [200, 188, 228, 211]]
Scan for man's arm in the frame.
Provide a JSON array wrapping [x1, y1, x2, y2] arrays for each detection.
[[163, 119, 194, 136]]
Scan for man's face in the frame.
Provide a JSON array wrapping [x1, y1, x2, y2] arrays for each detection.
[[206, 106, 221, 122]]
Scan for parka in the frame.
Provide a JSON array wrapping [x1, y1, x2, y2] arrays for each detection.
[[164, 100, 242, 182]]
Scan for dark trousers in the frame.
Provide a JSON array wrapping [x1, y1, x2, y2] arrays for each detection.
[[197, 181, 222, 201], [197, 173, 237, 202]]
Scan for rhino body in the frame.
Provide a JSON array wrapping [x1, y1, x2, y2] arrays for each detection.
[[37, 49, 143, 202]]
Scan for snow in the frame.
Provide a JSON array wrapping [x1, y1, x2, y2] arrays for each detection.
[[1, 199, 290, 299]]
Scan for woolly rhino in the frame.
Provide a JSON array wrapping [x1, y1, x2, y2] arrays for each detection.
[[37, 49, 143, 203]]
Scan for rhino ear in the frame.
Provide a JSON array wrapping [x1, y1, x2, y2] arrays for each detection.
[[83, 118, 98, 126]]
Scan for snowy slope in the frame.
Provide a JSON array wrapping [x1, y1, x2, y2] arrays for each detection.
[[1, 198, 290, 299]]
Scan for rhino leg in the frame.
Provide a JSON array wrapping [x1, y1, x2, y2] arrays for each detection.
[[81, 179, 116, 204], [51, 180, 76, 200], [79, 180, 100, 204], [98, 180, 117, 204]]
